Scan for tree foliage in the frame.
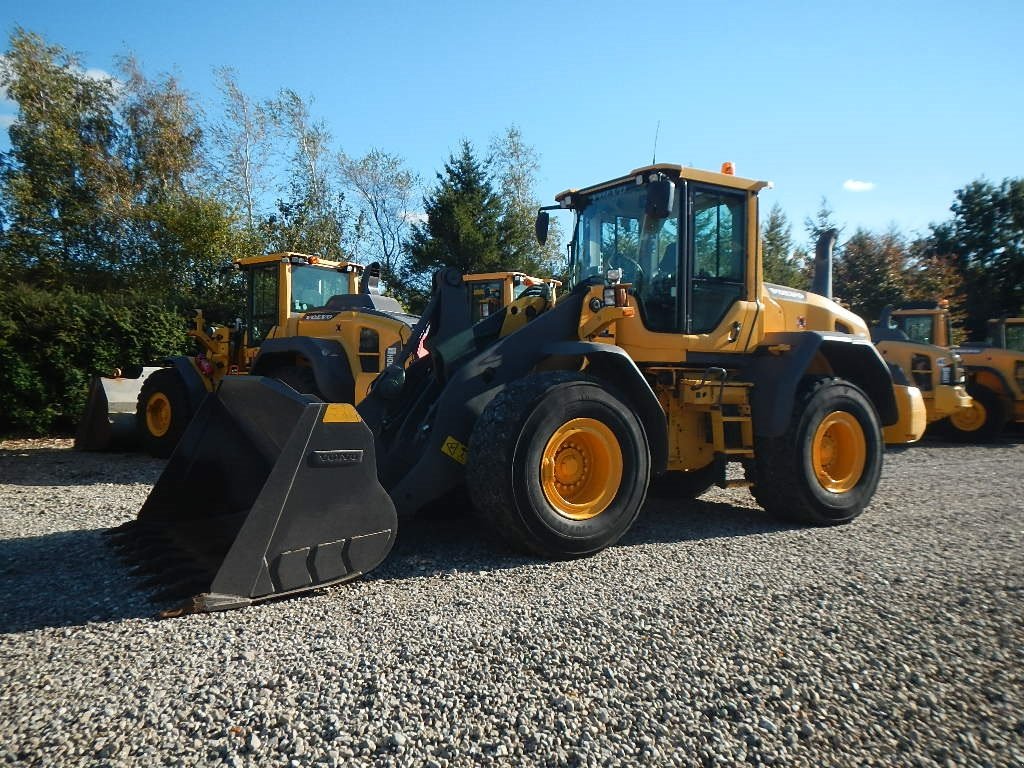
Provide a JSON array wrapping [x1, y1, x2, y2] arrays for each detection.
[[339, 148, 418, 287], [403, 140, 506, 309], [0, 28, 127, 288], [761, 203, 807, 289], [0, 26, 1019, 434], [927, 178, 1024, 339]]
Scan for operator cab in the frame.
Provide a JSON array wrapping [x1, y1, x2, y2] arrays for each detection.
[[548, 165, 766, 338]]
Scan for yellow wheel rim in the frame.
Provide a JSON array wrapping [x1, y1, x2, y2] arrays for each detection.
[[949, 399, 986, 432], [811, 411, 866, 493], [145, 392, 172, 438], [540, 418, 622, 520]]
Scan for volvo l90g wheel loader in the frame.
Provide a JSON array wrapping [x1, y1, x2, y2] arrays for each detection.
[[870, 304, 972, 437], [75, 253, 400, 455], [880, 303, 1023, 440], [114, 163, 913, 616]]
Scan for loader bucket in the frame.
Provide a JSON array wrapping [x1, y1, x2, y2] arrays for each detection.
[[75, 367, 162, 451], [109, 376, 397, 615]]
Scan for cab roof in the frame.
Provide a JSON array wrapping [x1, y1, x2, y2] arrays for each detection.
[[555, 163, 770, 203], [234, 252, 363, 270]]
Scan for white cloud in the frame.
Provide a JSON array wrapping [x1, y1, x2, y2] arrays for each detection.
[[843, 179, 876, 192], [402, 211, 428, 225], [0, 114, 14, 129]]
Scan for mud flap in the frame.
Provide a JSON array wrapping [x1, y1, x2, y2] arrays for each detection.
[[75, 367, 162, 451], [109, 376, 397, 615]]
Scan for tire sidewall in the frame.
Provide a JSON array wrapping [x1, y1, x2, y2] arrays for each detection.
[[509, 382, 649, 556], [137, 369, 191, 458], [795, 381, 882, 521]]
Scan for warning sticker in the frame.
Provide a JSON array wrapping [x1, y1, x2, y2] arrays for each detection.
[[441, 435, 468, 465]]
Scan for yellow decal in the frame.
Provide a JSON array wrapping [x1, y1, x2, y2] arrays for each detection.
[[322, 403, 361, 423], [441, 435, 468, 464]]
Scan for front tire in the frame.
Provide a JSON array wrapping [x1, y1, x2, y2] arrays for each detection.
[[946, 383, 1007, 443], [137, 368, 192, 458], [746, 377, 882, 526], [466, 372, 650, 558]]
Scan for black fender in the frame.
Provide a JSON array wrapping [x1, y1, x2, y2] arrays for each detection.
[[251, 337, 354, 403], [960, 364, 1016, 400], [748, 331, 899, 437], [162, 356, 209, 413]]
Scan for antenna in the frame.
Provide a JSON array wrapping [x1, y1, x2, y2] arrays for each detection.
[[652, 121, 660, 165]]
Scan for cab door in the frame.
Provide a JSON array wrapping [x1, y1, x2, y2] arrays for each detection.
[[681, 183, 761, 354]]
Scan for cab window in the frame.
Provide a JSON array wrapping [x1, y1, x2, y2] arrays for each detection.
[[689, 188, 746, 333], [893, 315, 933, 345], [248, 265, 279, 345], [469, 280, 504, 322]]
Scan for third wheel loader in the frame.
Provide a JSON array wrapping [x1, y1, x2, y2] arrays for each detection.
[[113, 162, 919, 616]]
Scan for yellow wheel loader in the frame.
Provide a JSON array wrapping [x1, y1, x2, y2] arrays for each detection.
[[75, 253, 391, 455], [986, 317, 1024, 352], [869, 304, 972, 436], [881, 304, 1023, 441], [113, 163, 917, 616]]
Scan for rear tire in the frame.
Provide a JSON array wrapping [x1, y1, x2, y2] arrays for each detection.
[[745, 377, 882, 526], [137, 368, 192, 458], [466, 372, 650, 558], [946, 383, 1007, 443]]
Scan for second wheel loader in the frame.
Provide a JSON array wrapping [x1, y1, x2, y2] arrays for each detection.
[[114, 162, 918, 616], [880, 303, 1023, 440]]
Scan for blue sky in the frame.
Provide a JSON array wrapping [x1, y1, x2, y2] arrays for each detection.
[[2, 0, 1022, 244]]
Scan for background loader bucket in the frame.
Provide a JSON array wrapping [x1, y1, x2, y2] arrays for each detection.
[[75, 367, 162, 451], [110, 376, 397, 615]]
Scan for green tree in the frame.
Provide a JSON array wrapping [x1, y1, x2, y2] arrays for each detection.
[[116, 56, 241, 306], [0, 28, 127, 289], [761, 203, 807, 288], [489, 125, 561, 277], [404, 140, 504, 309], [833, 228, 908, 321], [928, 177, 1024, 339], [208, 66, 272, 248], [262, 89, 351, 259], [339, 148, 419, 289]]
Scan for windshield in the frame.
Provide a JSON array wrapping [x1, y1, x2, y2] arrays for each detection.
[[1004, 323, 1024, 351], [291, 264, 351, 312], [570, 183, 678, 291], [893, 314, 935, 345]]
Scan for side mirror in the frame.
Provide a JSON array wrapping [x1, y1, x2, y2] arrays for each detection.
[[535, 211, 550, 245], [645, 180, 675, 219]]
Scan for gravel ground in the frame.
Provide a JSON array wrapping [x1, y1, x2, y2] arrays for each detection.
[[1, 435, 1022, 767]]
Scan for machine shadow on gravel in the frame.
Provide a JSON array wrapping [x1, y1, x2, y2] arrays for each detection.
[[0, 448, 165, 487], [367, 494, 796, 585], [0, 529, 154, 633]]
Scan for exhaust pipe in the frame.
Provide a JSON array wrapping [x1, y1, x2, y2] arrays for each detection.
[[811, 229, 838, 299]]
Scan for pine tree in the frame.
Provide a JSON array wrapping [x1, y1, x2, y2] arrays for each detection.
[[404, 140, 504, 309], [761, 203, 807, 288]]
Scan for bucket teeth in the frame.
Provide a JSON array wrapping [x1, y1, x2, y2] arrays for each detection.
[[150, 578, 211, 605], [108, 521, 216, 607]]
